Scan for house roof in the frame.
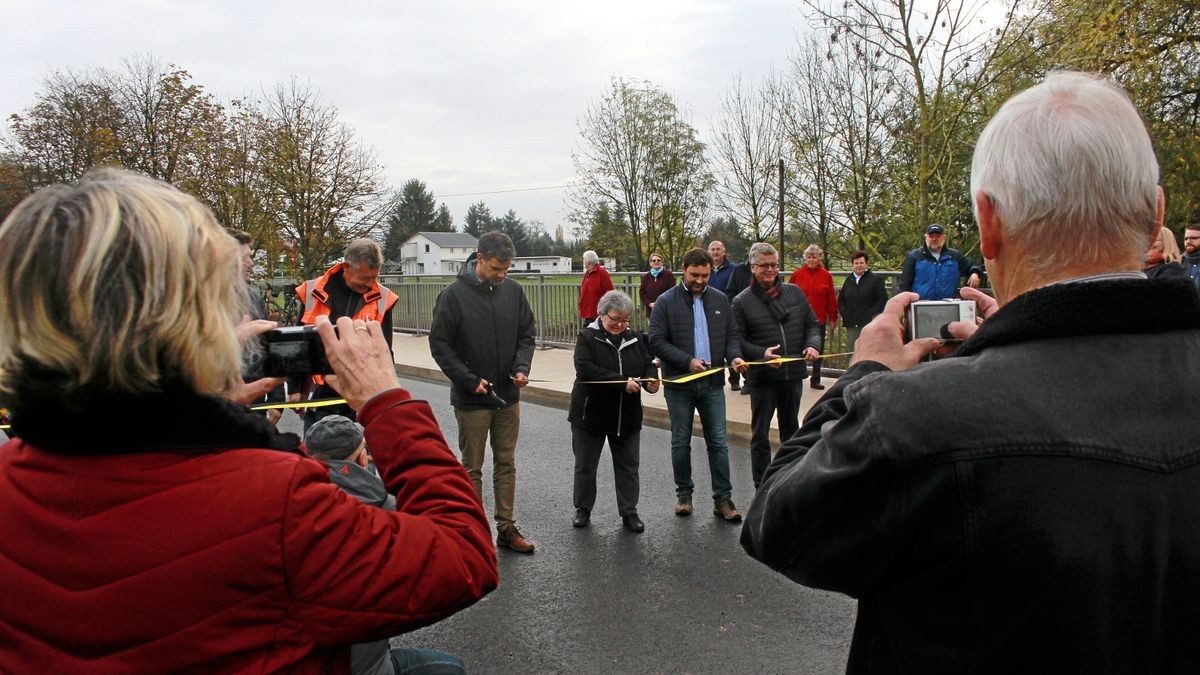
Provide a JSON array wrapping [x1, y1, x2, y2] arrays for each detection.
[[413, 232, 479, 248]]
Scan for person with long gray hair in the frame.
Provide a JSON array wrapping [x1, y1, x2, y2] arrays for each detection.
[[0, 169, 497, 672], [568, 290, 660, 532], [744, 72, 1200, 672]]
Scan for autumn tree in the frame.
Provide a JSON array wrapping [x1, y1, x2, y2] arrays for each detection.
[[803, 0, 1041, 237], [256, 80, 387, 278], [710, 74, 783, 242], [570, 78, 713, 269]]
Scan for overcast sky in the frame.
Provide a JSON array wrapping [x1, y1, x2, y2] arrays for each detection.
[[1, 0, 808, 235]]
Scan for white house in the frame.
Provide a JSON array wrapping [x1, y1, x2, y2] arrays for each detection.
[[511, 256, 572, 273], [399, 232, 479, 275]]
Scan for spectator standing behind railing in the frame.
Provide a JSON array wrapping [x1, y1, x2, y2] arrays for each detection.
[[744, 71, 1200, 673], [568, 290, 660, 533], [837, 250, 889, 351], [1183, 224, 1200, 288], [0, 169, 497, 672], [788, 244, 838, 390], [897, 223, 983, 300], [638, 252, 675, 318], [578, 249, 614, 327], [1144, 227, 1187, 279]]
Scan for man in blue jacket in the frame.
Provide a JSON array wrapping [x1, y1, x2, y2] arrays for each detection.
[[898, 224, 982, 299]]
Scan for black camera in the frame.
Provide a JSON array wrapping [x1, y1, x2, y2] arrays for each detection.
[[259, 326, 334, 377]]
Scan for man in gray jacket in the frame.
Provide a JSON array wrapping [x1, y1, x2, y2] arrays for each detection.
[[648, 247, 748, 521], [731, 242, 821, 488], [305, 415, 466, 674], [430, 231, 537, 553], [743, 72, 1200, 672]]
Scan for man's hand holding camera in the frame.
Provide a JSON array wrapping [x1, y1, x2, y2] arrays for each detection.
[[852, 292, 942, 372]]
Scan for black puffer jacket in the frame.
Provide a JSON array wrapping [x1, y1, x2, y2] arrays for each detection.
[[731, 280, 822, 385], [648, 284, 743, 386], [430, 259, 536, 410], [568, 322, 658, 436]]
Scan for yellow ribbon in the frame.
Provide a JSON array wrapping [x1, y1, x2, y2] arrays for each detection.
[[250, 397, 348, 411]]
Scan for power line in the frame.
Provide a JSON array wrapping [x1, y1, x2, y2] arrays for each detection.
[[439, 183, 575, 198]]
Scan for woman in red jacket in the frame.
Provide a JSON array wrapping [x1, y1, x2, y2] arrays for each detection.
[[0, 169, 498, 674], [788, 245, 839, 389]]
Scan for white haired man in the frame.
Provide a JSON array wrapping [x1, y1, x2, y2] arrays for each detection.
[[744, 72, 1200, 672]]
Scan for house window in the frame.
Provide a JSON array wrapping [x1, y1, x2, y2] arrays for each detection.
[[425, 244, 430, 253]]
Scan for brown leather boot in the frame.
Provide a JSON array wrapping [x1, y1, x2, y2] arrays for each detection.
[[497, 525, 535, 553], [713, 498, 742, 522]]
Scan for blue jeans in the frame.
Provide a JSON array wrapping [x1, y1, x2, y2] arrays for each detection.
[[389, 647, 467, 674], [663, 383, 733, 501]]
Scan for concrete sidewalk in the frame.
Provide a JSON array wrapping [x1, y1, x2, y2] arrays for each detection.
[[391, 332, 828, 447]]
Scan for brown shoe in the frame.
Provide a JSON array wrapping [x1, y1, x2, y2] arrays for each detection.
[[674, 495, 693, 516], [713, 498, 742, 522], [497, 526, 536, 553]]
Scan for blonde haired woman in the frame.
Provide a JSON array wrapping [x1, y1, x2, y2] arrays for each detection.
[[1145, 227, 1187, 279], [0, 169, 495, 673]]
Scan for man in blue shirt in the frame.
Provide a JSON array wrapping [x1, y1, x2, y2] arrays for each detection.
[[898, 224, 983, 299], [648, 248, 748, 522]]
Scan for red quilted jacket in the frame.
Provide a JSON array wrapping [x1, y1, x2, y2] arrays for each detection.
[[0, 388, 497, 673]]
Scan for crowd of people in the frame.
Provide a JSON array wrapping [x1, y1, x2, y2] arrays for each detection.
[[2, 70, 1200, 672]]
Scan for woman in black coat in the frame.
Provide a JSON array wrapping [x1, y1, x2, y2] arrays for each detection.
[[1144, 228, 1187, 279], [568, 290, 660, 532]]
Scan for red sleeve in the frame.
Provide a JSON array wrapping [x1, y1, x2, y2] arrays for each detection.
[[281, 389, 497, 645], [601, 267, 615, 293], [788, 269, 802, 286]]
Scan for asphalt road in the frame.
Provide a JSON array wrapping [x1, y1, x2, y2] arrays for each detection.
[[278, 377, 855, 674]]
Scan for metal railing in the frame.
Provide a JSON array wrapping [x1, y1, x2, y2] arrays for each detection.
[[383, 271, 910, 374]]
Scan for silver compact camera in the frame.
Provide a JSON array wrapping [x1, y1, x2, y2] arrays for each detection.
[[906, 299, 976, 341]]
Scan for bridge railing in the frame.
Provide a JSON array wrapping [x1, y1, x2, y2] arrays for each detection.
[[376, 270, 909, 374]]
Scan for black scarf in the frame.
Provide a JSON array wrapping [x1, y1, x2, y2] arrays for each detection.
[[9, 382, 302, 456], [752, 278, 791, 323]]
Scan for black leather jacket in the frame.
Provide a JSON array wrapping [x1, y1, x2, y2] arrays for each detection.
[[743, 277, 1200, 673]]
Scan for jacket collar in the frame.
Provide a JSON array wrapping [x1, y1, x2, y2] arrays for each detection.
[[10, 385, 303, 456], [317, 262, 382, 303], [957, 277, 1200, 358]]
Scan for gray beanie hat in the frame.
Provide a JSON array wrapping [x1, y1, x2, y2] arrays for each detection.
[[304, 415, 365, 460]]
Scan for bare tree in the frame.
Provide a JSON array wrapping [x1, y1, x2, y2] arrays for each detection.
[[570, 78, 713, 268], [257, 80, 387, 278], [710, 74, 784, 242], [804, 0, 1041, 231], [778, 35, 844, 259]]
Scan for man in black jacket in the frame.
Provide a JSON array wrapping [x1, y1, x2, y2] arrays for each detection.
[[731, 242, 821, 488], [430, 231, 537, 553], [649, 248, 748, 522], [837, 250, 889, 351], [743, 72, 1200, 672]]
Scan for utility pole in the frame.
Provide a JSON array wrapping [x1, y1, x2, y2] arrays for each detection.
[[777, 159, 785, 264]]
